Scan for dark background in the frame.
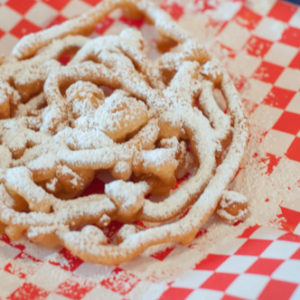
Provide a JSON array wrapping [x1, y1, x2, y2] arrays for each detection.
[[286, 0, 300, 4]]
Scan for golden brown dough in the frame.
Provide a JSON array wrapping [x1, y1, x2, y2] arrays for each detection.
[[0, 0, 248, 265]]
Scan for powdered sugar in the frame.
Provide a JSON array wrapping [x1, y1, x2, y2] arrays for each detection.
[[0, 0, 249, 265], [220, 190, 248, 206], [45, 177, 58, 193], [0, 146, 11, 169], [105, 180, 148, 217]]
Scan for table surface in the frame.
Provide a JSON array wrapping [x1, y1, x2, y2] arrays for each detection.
[[0, 1, 299, 299]]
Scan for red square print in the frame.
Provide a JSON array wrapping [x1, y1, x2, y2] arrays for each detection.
[[193, 0, 216, 12], [268, 1, 298, 23], [101, 267, 140, 296], [0, 234, 25, 251], [151, 246, 175, 261], [252, 61, 284, 84], [119, 15, 145, 29], [245, 35, 273, 57], [278, 206, 300, 232], [238, 224, 260, 238], [286, 137, 300, 162], [158, 287, 193, 300], [95, 16, 115, 35], [4, 251, 41, 279], [0, 29, 5, 39], [289, 51, 300, 70], [15, 251, 41, 262], [6, 0, 36, 15], [235, 239, 272, 256], [201, 272, 238, 291], [161, 2, 184, 21], [235, 6, 262, 30], [42, 0, 70, 11], [246, 258, 283, 275], [280, 26, 300, 48], [263, 86, 295, 109], [291, 248, 300, 259], [273, 111, 300, 135], [258, 279, 297, 300], [234, 75, 247, 92], [222, 296, 245, 300], [56, 279, 96, 300], [10, 19, 41, 39], [83, 0, 103, 5], [47, 15, 68, 28], [194, 254, 229, 271], [218, 43, 236, 59], [279, 232, 300, 243], [259, 153, 281, 176], [8, 283, 49, 300], [4, 262, 27, 279], [49, 248, 83, 272]]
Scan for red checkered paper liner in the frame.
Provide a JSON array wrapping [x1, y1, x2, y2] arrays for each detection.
[[0, 0, 299, 299]]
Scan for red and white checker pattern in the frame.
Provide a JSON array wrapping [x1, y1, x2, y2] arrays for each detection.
[[0, 0, 299, 299], [0, 224, 299, 299], [223, 1, 300, 165], [160, 225, 300, 300]]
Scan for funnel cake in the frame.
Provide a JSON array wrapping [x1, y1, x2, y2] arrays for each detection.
[[0, 0, 249, 264]]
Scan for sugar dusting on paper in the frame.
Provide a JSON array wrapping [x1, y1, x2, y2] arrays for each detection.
[[0, 0, 299, 289]]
